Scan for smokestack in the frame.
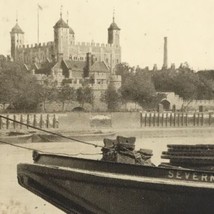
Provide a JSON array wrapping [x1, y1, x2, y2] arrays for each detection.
[[163, 37, 168, 69]]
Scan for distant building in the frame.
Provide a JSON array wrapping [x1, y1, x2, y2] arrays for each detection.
[[10, 10, 122, 110], [10, 11, 121, 72]]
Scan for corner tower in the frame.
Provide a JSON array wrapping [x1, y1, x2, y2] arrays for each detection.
[[10, 18, 24, 61], [108, 15, 120, 46], [53, 9, 70, 61]]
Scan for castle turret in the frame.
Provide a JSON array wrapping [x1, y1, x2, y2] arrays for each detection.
[[10, 18, 24, 61], [108, 15, 120, 46], [66, 12, 75, 46], [53, 9, 70, 60]]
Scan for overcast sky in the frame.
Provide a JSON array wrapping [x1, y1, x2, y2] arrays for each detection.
[[1, 0, 214, 70]]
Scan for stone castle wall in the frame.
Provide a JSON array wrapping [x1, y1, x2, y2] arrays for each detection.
[[16, 42, 54, 64]]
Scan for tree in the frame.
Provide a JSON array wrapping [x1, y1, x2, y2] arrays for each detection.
[[58, 85, 76, 111], [102, 82, 121, 111], [39, 76, 58, 111], [0, 62, 42, 112], [76, 86, 94, 108], [120, 70, 157, 108]]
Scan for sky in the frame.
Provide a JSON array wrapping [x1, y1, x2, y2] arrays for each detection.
[[1, 0, 214, 70]]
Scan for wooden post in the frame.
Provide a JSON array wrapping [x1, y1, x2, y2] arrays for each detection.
[[165, 113, 168, 127], [197, 113, 200, 126], [53, 114, 56, 128], [153, 113, 156, 127], [185, 113, 188, 126], [0, 116, 2, 129], [193, 113, 196, 126], [173, 113, 176, 127], [149, 113, 152, 127], [27, 114, 30, 129], [140, 112, 142, 128], [161, 113, 164, 127], [201, 113, 204, 126], [144, 113, 147, 127], [181, 113, 184, 127], [209, 112, 212, 126], [157, 113, 160, 127], [33, 114, 37, 127], [20, 115, 23, 129], [6, 115, 9, 129], [13, 115, 16, 129], [170, 113, 172, 126], [40, 114, 43, 128], [46, 114, 49, 128], [177, 113, 180, 127]]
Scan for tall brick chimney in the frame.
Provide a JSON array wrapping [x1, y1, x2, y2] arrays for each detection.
[[163, 37, 168, 69], [84, 52, 92, 77]]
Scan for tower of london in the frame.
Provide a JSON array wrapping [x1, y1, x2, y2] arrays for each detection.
[[10, 11, 121, 72]]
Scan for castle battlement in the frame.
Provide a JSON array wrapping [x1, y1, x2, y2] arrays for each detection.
[[74, 41, 112, 48], [17, 41, 54, 49]]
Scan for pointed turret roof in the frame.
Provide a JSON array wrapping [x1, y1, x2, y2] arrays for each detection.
[[54, 18, 69, 29], [108, 16, 120, 31], [54, 8, 69, 29], [11, 23, 24, 34]]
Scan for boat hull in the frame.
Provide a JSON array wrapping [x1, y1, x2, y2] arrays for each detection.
[[0, 133, 32, 144], [18, 153, 214, 214]]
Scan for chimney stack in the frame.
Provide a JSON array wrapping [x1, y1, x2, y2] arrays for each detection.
[[163, 37, 168, 69]]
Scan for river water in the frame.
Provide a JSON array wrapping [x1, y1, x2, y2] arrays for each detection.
[[0, 128, 214, 213]]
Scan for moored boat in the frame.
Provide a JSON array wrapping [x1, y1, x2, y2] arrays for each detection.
[[17, 137, 214, 214], [0, 131, 32, 144], [32, 130, 115, 142]]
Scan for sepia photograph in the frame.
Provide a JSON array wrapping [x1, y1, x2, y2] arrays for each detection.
[[0, 0, 214, 213]]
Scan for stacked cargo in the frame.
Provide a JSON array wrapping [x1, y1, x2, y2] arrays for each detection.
[[161, 144, 214, 171], [101, 136, 154, 166]]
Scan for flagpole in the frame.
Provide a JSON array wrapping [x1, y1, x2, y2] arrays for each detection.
[[37, 4, 39, 43]]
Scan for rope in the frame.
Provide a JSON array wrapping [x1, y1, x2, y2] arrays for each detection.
[[0, 115, 103, 148], [0, 140, 102, 157]]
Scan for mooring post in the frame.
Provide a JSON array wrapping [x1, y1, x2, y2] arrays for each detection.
[[13, 115, 16, 129], [53, 114, 56, 128], [201, 113, 204, 126], [149, 113, 151, 127], [170, 113, 172, 126], [40, 114, 43, 128], [6, 115, 9, 129], [27, 114, 30, 129], [46, 114, 49, 128], [0, 115, 2, 129], [173, 113, 176, 127], [153, 113, 156, 127], [185, 113, 188, 126], [193, 113, 196, 126], [33, 114, 37, 127], [209, 112, 212, 126], [165, 113, 168, 127], [20, 115, 23, 129]]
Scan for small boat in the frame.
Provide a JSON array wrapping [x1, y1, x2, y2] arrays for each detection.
[[0, 131, 32, 144], [32, 130, 116, 142], [17, 137, 214, 214]]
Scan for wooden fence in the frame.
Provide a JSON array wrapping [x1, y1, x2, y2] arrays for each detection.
[[140, 112, 214, 127], [0, 114, 59, 130]]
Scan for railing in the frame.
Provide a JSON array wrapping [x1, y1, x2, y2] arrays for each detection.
[[0, 114, 59, 130], [140, 112, 214, 127]]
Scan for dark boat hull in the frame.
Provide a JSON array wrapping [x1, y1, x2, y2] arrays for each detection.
[[0, 133, 32, 144], [32, 132, 115, 142], [17, 152, 214, 214]]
